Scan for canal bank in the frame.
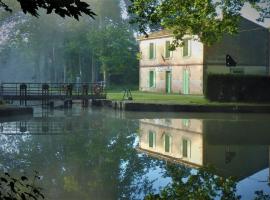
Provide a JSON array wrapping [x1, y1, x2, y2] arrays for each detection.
[[0, 105, 33, 117], [92, 99, 270, 113]]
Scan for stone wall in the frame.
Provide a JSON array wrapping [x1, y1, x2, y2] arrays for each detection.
[[139, 65, 203, 94]]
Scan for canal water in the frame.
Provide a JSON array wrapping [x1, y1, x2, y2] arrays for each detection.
[[0, 106, 270, 200]]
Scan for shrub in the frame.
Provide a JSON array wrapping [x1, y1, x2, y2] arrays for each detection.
[[0, 171, 44, 200], [206, 74, 270, 102]]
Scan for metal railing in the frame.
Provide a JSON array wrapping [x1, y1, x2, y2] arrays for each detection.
[[0, 82, 106, 100]]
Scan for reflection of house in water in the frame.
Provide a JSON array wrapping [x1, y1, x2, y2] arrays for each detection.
[[138, 118, 269, 180]]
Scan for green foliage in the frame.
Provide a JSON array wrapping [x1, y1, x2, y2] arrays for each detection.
[[254, 190, 270, 200], [128, 0, 270, 47], [87, 20, 139, 84], [0, 0, 96, 20], [206, 74, 270, 102], [0, 171, 44, 200], [145, 164, 241, 200]]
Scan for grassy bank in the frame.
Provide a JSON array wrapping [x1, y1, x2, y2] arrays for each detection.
[[108, 91, 207, 104], [107, 91, 270, 106]]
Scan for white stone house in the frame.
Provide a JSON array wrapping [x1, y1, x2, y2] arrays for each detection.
[[138, 17, 270, 95]]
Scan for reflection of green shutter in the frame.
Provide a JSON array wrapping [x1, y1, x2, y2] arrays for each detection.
[[165, 134, 170, 152], [182, 139, 191, 158], [149, 131, 155, 147], [165, 41, 170, 58], [149, 43, 154, 59], [182, 119, 190, 128], [183, 39, 189, 57], [149, 71, 154, 87], [182, 139, 188, 157]]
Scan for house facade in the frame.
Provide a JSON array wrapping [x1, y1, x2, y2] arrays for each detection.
[[138, 17, 270, 95]]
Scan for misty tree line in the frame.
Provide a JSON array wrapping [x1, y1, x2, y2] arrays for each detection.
[[0, 0, 138, 85]]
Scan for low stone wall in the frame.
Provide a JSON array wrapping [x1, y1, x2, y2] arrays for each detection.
[[92, 99, 270, 113], [123, 103, 270, 113]]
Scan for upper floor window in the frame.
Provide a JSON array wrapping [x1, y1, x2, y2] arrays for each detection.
[[149, 42, 155, 59], [183, 39, 191, 57], [165, 41, 172, 58]]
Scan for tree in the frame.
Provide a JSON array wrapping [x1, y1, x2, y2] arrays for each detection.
[[87, 20, 138, 85], [0, 0, 96, 20], [128, 0, 270, 47]]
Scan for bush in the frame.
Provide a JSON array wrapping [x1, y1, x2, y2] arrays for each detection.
[[206, 74, 270, 102]]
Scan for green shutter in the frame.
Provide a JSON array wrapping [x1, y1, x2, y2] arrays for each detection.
[[182, 139, 191, 158], [149, 43, 154, 59], [149, 131, 155, 147], [182, 69, 189, 94], [183, 39, 189, 57], [182, 119, 190, 128], [166, 71, 171, 93], [182, 139, 188, 157], [165, 41, 170, 58], [149, 71, 154, 87], [165, 134, 170, 152]]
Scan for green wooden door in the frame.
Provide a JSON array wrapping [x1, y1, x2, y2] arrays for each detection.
[[166, 71, 172, 93], [182, 69, 189, 95]]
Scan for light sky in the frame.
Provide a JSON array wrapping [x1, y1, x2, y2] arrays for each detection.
[[241, 3, 270, 28]]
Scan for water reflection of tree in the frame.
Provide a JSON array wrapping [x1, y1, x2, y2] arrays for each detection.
[[146, 163, 241, 200], [0, 113, 158, 199], [145, 163, 270, 200]]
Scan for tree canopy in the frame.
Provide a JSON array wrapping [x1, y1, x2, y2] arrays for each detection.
[[0, 0, 96, 20], [128, 0, 270, 46]]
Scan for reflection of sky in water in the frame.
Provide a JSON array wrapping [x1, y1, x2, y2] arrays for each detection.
[[238, 168, 270, 200], [0, 108, 270, 199]]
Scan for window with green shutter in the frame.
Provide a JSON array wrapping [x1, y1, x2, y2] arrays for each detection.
[[149, 43, 155, 59], [164, 134, 171, 153], [183, 39, 190, 57], [149, 70, 155, 88], [148, 131, 156, 148], [182, 138, 191, 158], [165, 41, 171, 58]]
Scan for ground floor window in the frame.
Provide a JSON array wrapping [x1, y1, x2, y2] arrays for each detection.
[[148, 131, 156, 148], [182, 69, 190, 94], [149, 70, 155, 88], [165, 71, 172, 93], [182, 138, 191, 158], [164, 134, 172, 153]]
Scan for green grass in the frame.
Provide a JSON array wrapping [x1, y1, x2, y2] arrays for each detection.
[[107, 90, 270, 106], [108, 91, 208, 105]]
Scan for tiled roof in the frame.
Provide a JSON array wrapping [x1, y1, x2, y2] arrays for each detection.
[[137, 29, 173, 41]]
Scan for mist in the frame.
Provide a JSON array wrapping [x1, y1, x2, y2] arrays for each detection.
[[0, 0, 138, 85]]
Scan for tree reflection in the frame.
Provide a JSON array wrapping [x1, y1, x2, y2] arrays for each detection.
[[0, 111, 158, 199], [145, 163, 270, 200], [145, 163, 241, 200]]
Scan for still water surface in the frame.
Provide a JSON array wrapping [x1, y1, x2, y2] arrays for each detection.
[[0, 106, 270, 199]]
